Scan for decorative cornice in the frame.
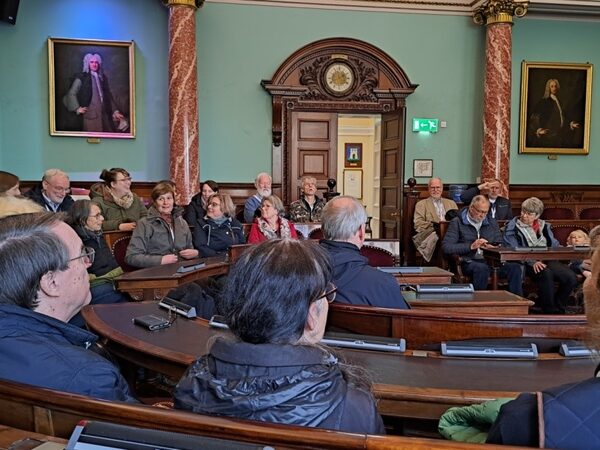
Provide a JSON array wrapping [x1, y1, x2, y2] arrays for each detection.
[[473, 0, 528, 25], [162, 0, 204, 9]]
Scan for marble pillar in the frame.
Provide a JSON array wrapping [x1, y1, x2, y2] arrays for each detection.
[[165, 0, 202, 205], [474, 1, 528, 190]]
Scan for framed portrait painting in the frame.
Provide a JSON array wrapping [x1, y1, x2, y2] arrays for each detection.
[[344, 143, 362, 168], [519, 61, 592, 154], [48, 37, 135, 138]]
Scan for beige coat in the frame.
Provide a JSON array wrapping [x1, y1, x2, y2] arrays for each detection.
[[413, 197, 458, 234]]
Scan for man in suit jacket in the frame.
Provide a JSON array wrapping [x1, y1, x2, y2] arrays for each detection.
[[413, 177, 457, 233], [460, 179, 512, 221]]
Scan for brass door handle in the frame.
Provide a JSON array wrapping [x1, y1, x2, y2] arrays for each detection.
[[390, 211, 400, 218]]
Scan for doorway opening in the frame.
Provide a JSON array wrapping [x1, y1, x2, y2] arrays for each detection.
[[337, 114, 381, 239]]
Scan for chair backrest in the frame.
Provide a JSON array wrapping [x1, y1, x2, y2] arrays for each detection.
[[541, 207, 575, 220], [111, 236, 136, 272], [360, 245, 395, 267], [580, 207, 600, 220], [308, 228, 324, 240], [551, 224, 589, 246], [228, 243, 253, 263]]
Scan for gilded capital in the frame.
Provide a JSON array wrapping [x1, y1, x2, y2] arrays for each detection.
[[162, 0, 204, 9], [473, 0, 528, 25]]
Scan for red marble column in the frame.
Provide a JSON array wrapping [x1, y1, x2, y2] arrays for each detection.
[[474, 1, 528, 192], [165, 0, 200, 205], [482, 23, 512, 186]]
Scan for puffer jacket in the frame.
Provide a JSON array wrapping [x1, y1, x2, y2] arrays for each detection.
[[125, 205, 193, 268], [90, 183, 147, 231], [174, 338, 384, 434], [192, 216, 245, 257], [0, 304, 135, 402]]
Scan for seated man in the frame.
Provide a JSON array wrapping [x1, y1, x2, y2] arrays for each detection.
[[413, 177, 457, 234], [320, 196, 409, 309], [442, 195, 523, 295], [174, 239, 384, 434], [24, 168, 75, 212], [0, 212, 135, 402], [486, 247, 600, 447], [243, 172, 272, 223], [289, 175, 325, 222], [460, 179, 512, 221]]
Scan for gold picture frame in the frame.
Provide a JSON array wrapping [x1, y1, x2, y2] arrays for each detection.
[[48, 37, 135, 138], [519, 61, 592, 155]]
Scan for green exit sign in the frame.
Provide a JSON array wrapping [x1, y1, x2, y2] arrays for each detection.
[[412, 118, 439, 133]]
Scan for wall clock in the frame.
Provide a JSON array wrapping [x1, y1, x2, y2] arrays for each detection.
[[323, 62, 354, 95]]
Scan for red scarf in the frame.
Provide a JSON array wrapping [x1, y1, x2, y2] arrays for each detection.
[[532, 219, 541, 236]]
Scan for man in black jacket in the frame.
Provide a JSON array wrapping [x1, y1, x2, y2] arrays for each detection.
[[320, 196, 409, 309], [460, 179, 512, 221], [442, 195, 522, 295], [24, 168, 74, 213]]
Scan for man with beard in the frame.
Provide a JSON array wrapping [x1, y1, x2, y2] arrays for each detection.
[[442, 195, 523, 295], [244, 172, 272, 223]]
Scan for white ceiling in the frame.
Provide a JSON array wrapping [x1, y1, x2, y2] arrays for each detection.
[[211, 0, 600, 19]]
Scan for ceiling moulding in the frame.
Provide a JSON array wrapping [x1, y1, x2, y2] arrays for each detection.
[[208, 0, 600, 18]]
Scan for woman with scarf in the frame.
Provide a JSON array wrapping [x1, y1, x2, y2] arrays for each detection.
[[503, 196, 577, 313], [67, 199, 129, 326], [90, 168, 147, 232], [192, 193, 245, 257], [247, 195, 297, 244]]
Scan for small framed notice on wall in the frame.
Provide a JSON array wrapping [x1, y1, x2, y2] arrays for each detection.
[[343, 169, 362, 199], [413, 159, 433, 178]]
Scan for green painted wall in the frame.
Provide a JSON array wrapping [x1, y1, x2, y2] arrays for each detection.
[[1, 1, 597, 185]]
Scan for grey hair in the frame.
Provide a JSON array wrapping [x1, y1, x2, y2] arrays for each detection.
[[261, 195, 285, 215], [470, 195, 490, 207], [321, 196, 367, 241], [254, 172, 272, 189], [82, 53, 102, 73], [428, 177, 443, 187], [543, 79, 560, 99], [42, 168, 69, 183], [301, 175, 317, 186], [589, 225, 600, 247], [521, 197, 544, 217], [0, 213, 69, 310]]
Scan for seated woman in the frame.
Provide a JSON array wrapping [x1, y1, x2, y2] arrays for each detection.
[[247, 195, 297, 243], [67, 200, 129, 326], [504, 197, 577, 313], [90, 168, 147, 231], [192, 193, 245, 257], [0, 171, 21, 196], [487, 246, 600, 447], [567, 229, 591, 277], [125, 181, 198, 268], [288, 175, 325, 222], [183, 179, 218, 226], [174, 239, 384, 434]]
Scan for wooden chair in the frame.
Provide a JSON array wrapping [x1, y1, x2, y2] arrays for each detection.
[[360, 245, 395, 267], [551, 224, 589, 246], [111, 235, 137, 273], [308, 228, 324, 240], [579, 207, 600, 220], [541, 207, 575, 220]]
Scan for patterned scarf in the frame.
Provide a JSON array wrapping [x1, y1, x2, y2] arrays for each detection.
[[257, 217, 293, 239], [110, 190, 134, 209]]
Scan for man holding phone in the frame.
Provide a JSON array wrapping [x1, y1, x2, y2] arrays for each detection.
[[442, 195, 523, 295]]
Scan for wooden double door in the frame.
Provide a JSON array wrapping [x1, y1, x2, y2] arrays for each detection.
[[289, 110, 405, 239]]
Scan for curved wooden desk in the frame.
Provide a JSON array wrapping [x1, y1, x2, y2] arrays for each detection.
[[114, 256, 229, 301], [328, 303, 587, 349], [83, 302, 595, 421], [403, 290, 534, 315]]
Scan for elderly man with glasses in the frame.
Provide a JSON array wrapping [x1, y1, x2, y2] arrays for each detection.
[[443, 195, 523, 295], [0, 212, 135, 402], [24, 168, 75, 212]]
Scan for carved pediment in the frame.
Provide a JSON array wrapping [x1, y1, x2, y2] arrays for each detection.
[[550, 191, 584, 202]]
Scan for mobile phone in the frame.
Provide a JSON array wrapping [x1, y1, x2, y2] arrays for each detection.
[[208, 315, 229, 330], [176, 262, 206, 274], [133, 314, 171, 331]]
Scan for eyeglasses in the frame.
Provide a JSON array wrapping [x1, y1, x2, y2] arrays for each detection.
[[313, 282, 337, 304], [46, 183, 70, 194], [116, 177, 132, 182], [521, 210, 537, 216], [471, 205, 489, 215], [70, 246, 95, 265], [89, 213, 103, 219], [208, 202, 221, 208]]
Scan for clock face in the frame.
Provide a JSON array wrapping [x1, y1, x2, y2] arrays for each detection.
[[324, 62, 354, 95]]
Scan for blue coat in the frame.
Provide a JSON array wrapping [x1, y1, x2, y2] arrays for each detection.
[[192, 216, 245, 257], [320, 240, 409, 309], [503, 217, 560, 251], [442, 208, 503, 262], [0, 304, 135, 402]]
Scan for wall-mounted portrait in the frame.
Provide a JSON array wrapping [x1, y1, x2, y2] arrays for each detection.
[[519, 61, 592, 155], [48, 37, 135, 138]]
